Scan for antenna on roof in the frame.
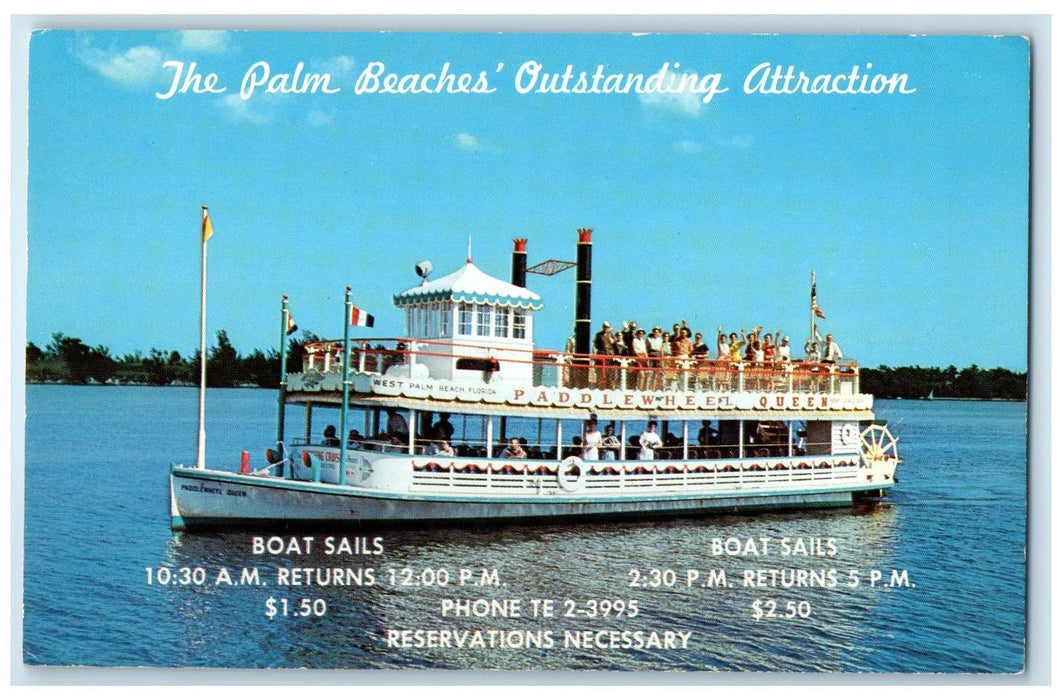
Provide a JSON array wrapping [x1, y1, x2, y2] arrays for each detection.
[[467, 236, 473, 263]]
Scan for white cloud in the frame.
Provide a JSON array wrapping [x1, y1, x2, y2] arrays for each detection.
[[639, 87, 702, 117], [321, 55, 356, 76], [76, 42, 165, 87], [221, 93, 270, 124], [637, 68, 706, 117], [454, 133, 480, 150], [176, 30, 229, 53], [307, 109, 333, 126], [675, 140, 702, 154]]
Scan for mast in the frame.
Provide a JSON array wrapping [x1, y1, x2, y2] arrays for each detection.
[[277, 294, 290, 449], [810, 269, 817, 346], [338, 285, 352, 486], [196, 206, 213, 469]]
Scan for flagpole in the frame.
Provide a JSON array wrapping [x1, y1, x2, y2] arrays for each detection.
[[338, 285, 353, 487], [277, 294, 290, 452], [810, 269, 817, 346], [196, 206, 211, 469]]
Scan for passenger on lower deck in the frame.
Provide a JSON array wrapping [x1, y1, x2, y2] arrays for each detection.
[[639, 421, 663, 460], [698, 420, 717, 447], [386, 409, 409, 441], [503, 437, 526, 459], [431, 413, 454, 441], [323, 425, 340, 447], [582, 418, 603, 459], [601, 423, 621, 460], [565, 435, 583, 458]]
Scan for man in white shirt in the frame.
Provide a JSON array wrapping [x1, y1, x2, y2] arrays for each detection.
[[639, 421, 663, 460], [823, 334, 843, 363], [777, 336, 792, 362]]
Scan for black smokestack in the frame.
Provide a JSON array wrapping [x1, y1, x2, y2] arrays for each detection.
[[575, 228, 593, 356], [512, 238, 527, 288]]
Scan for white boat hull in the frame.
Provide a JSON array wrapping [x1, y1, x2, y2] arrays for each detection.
[[169, 457, 893, 530]]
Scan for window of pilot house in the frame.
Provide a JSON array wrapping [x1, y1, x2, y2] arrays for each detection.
[[513, 310, 526, 339], [476, 304, 491, 336], [495, 307, 510, 338], [439, 302, 451, 337], [420, 305, 431, 337], [406, 308, 415, 335], [458, 303, 473, 335]]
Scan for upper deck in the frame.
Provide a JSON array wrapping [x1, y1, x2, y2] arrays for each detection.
[[284, 239, 870, 419], [285, 337, 871, 418]]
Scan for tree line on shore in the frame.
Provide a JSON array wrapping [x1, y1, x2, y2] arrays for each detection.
[[25, 331, 311, 389], [26, 331, 1027, 400]]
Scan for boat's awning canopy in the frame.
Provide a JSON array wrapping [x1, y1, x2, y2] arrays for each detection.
[[394, 261, 543, 310], [286, 391, 875, 422]]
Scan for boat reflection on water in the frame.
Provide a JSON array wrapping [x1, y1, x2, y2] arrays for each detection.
[[162, 504, 899, 671]]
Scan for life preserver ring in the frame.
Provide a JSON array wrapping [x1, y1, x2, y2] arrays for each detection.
[[840, 424, 858, 445], [557, 456, 586, 492]]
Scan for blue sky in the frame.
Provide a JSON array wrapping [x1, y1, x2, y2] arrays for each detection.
[[24, 30, 1030, 370]]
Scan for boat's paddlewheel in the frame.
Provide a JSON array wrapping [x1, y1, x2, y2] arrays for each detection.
[[859, 424, 899, 469]]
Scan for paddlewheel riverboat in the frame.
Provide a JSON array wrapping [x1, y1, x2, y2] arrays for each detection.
[[169, 231, 899, 530]]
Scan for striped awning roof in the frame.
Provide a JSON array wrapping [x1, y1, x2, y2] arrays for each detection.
[[394, 261, 543, 310]]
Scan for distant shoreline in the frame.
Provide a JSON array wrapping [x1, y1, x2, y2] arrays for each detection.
[[25, 333, 1027, 401]]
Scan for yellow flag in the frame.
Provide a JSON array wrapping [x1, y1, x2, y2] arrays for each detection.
[[202, 207, 214, 242]]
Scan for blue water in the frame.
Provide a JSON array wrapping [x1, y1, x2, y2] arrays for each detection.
[[21, 386, 1027, 672]]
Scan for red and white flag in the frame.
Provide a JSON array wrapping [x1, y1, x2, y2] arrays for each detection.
[[349, 305, 375, 327], [286, 311, 298, 336]]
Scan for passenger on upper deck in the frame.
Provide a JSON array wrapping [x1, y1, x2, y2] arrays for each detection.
[[632, 329, 649, 391], [804, 340, 821, 363], [612, 328, 627, 356], [691, 332, 711, 391], [823, 334, 843, 363], [692, 332, 709, 359], [777, 336, 792, 362], [622, 321, 638, 355], [763, 332, 778, 362], [750, 339, 764, 363], [660, 332, 674, 390], [323, 425, 341, 447], [673, 327, 694, 357], [563, 328, 577, 385], [594, 322, 616, 389], [728, 331, 747, 361], [646, 328, 664, 390]]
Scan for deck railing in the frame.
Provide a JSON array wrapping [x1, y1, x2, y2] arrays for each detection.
[[300, 337, 860, 396]]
